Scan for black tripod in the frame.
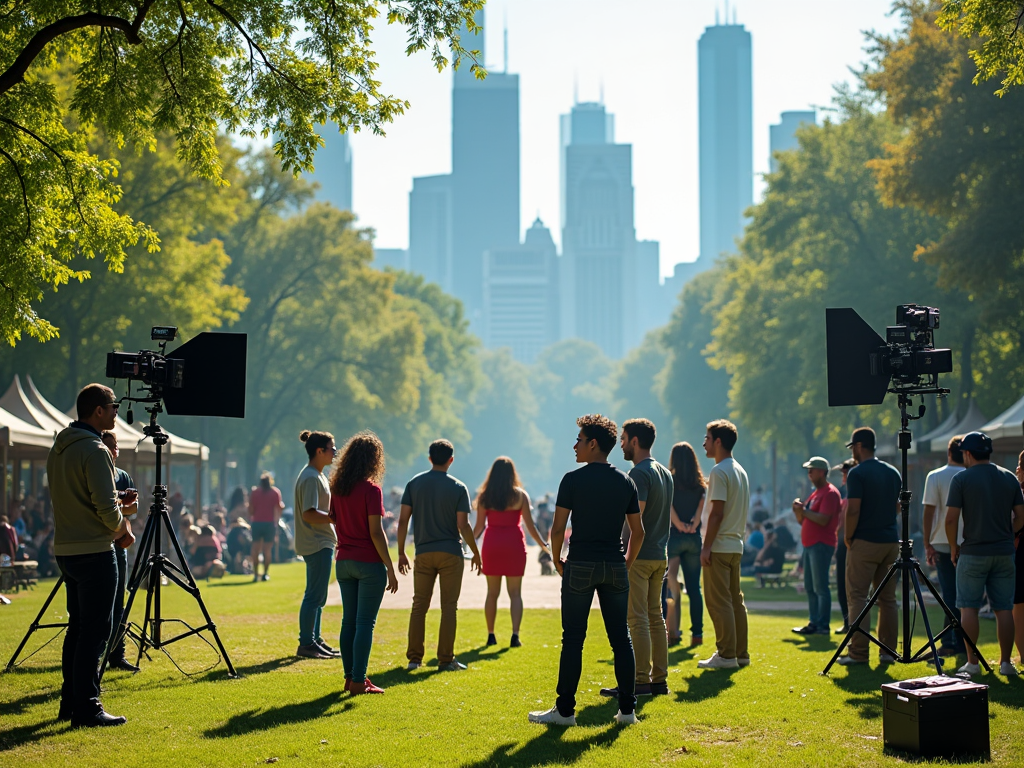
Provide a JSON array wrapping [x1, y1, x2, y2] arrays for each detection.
[[5, 575, 70, 671], [100, 401, 237, 679], [823, 391, 990, 676]]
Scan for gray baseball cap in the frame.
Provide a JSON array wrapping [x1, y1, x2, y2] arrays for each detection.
[[802, 456, 831, 472]]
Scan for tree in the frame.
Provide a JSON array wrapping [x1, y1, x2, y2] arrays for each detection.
[[609, 329, 670, 434], [938, 0, 1024, 94], [868, 2, 1024, 417], [0, 1, 484, 342]]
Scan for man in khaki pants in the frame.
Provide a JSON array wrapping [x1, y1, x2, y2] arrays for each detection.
[[838, 427, 902, 666], [698, 420, 751, 670], [397, 440, 481, 671]]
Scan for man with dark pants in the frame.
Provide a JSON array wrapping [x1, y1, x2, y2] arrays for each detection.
[[529, 414, 645, 726], [839, 427, 902, 666], [922, 435, 966, 658], [791, 457, 842, 636], [50, 384, 136, 727], [832, 459, 856, 634], [397, 439, 481, 671], [100, 430, 140, 672], [294, 430, 340, 659], [945, 432, 1024, 677]]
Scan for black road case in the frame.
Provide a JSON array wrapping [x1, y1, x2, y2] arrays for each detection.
[[881, 676, 989, 759]]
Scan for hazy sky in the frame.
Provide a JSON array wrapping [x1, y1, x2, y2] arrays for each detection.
[[339, 0, 901, 277]]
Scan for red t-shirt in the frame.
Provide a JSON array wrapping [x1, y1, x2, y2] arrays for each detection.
[[249, 486, 282, 523], [331, 480, 385, 563], [801, 483, 842, 548]]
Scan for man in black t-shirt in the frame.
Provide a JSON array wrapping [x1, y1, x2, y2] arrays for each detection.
[[528, 415, 644, 727]]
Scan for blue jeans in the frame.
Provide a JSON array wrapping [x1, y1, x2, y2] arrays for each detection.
[[933, 549, 965, 651], [298, 548, 334, 646], [669, 534, 704, 637], [803, 543, 835, 630], [57, 550, 118, 715], [337, 559, 388, 682], [556, 560, 635, 717]]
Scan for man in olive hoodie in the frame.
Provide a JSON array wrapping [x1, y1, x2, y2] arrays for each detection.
[[49, 384, 136, 728]]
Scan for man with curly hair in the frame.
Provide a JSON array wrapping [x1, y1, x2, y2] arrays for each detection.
[[529, 415, 645, 727]]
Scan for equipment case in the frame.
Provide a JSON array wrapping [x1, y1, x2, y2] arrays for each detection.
[[881, 676, 989, 759]]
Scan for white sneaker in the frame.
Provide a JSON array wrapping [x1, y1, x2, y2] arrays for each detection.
[[958, 661, 981, 677], [697, 652, 739, 669], [879, 653, 896, 664], [614, 710, 638, 724], [999, 661, 1019, 676], [406, 661, 421, 670], [528, 706, 576, 726]]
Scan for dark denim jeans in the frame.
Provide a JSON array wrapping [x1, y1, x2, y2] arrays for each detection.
[[556, 560, 635, 717], [673, 534, 704, 637], [57, 550, 118, 715], [934, 549, 965, 651], [108, 546, 128, 661], [803, 543, 835, 630], [337, 559, 388, 682], [298, 548, 334, 646], [835, 538, 848, 627]]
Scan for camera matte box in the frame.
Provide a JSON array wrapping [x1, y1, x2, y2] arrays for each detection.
[[881, 677, 989, 759]]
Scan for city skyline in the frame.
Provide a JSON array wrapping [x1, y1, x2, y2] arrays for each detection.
[[336, 0, 900, 278]]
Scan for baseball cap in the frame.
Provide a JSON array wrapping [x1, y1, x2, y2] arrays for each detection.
[[959, 431, 993, 455], [832, 458, 857, 472], [802, 456, 831, 472], [846, 427, 876, 450]]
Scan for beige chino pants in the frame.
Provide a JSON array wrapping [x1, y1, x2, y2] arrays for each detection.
[[406, 551, 464, 665], [702, 551, 749, 660], [628, 558, 669, 685]]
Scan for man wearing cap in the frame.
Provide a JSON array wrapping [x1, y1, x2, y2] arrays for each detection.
[[922, 435, 966, 658], [945, 431, 1024, 676], [791, 457, 842, 636], [839, 427, 902, 666]]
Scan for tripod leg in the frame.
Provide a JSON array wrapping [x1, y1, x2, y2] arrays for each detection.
[[917, 566, 992, 673], [5, 576, 65, 672], [909, 568, 943, 675], [823, 561, 901, 674]]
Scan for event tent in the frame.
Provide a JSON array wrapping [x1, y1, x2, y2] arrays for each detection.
[[927, 399, 989, 454], [978, 393, 1024, 456]]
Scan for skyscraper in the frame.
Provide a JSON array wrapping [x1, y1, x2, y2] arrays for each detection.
[[697, 18, 752, 269], [450, 10, 520, 328], [408, 174, 454, 291], [483, 218, 559, 363], [561, 102, 636, 358], [306, 122, 353, 211], [769, 110, 816, 173]]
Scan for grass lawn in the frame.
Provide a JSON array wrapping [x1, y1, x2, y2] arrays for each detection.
[[2, 561, 1022, 767]]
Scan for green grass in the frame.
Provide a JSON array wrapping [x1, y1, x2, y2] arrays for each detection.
[[2, 562, 1022, 767]]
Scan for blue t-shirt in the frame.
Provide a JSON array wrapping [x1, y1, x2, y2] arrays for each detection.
[[846, 457, 901, 543], [946, 462, 1024, 557]]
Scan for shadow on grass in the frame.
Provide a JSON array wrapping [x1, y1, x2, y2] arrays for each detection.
[[458, 703, 626, 767], [0, 687, 60, 719], [204, 694, 354, 737], [0, 719, 72, 752], [827, 663, 897, 720], [367, 645, 510, 691], [2, 662, 63, 676], [673, 667, 739, 703], [200, 655, 303, 681], [782, 636, 839, 653]]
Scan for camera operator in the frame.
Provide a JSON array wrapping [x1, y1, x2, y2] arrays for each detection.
[[838, 427, 902, 666], [49, 384, 137, 727], [921, 435, 966, 658], [101, 430, 141, 672], [945, 432, 1024, 677]]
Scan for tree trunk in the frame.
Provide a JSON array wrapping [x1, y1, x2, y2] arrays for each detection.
[[958, 323, 975, 411]]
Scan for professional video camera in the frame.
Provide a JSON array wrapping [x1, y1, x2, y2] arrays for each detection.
[[825, 304, 953, 407], [106, 325, 246, 418]]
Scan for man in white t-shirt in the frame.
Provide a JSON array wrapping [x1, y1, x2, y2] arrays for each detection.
[[922, 435, 966, 657], [698, 419, 751, 670]]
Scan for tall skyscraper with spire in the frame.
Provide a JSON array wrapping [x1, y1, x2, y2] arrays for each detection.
[[696, 11, 752, 270]]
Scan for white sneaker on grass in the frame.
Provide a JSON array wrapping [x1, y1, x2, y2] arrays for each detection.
[[528, 706, 576, 726], [999, 662, 1019, 676], [958, 661, 981, 677], [614, 710, 638, 724], [697, 652, 739, 669]]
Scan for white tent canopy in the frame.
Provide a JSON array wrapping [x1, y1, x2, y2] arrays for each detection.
[[979, 393, 1024, 453], [928, 399, 988, 454]]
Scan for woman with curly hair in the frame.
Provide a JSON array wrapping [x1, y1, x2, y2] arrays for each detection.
[[329, 431, 399, 695], [472, 457, 549, 648]]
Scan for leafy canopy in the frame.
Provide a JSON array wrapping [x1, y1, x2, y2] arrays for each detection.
[[938, 0, 1024, 94]]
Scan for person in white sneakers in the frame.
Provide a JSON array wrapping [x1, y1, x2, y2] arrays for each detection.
[[944, 432, 1024, 677], [697, 419, 751, 670]]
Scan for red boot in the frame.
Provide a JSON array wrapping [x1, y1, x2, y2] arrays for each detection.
[[350, 678, 384, 695]]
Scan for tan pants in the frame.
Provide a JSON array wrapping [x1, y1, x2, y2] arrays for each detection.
[[703, 551, 748, 660], [406, 551, 464, 665], [845, 539, 899, 661], [628, 559, 669, 684]]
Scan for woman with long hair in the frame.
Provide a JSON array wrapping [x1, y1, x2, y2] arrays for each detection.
[[666, 442, 707, 647], [249, 472, 284, 582], [329, 431, 398, 694], [472, 457, 549, 647]]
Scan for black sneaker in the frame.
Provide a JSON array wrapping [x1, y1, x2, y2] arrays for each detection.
[[71, 709, 127, 728], [486, 633, 497, 647], [315, 640, 341, 657], [791, 624, 817, 635], [510, 634, 522, 648], [108, 658, 141, 673], [650, 682, 670, 696], [601, 684, 651, 697], [599, 686, 619, 698], [834, 625, 850, 635]]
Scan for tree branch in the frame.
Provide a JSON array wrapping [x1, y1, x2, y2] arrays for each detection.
[[0, 145, 31, 239], [0, 3, 156, 96]]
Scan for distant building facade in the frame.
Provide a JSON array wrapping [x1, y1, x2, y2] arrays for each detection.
[[306, 122, 353, 211], [561, 102, 636, 358], [769, 110, 816, 173], [408, 174, 454, 291], [373, 248, 408, 272], [696, 19, 752, 272], [483, 218, 560, 363]]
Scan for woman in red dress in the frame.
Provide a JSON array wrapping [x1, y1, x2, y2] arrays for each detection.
[[473, 457, 549, 647]]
